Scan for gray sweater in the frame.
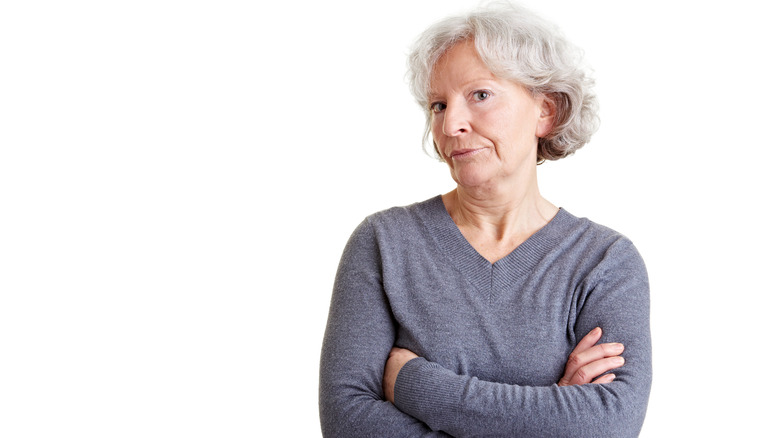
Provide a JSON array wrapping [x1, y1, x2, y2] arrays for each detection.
[[319, 196, 651, 437]]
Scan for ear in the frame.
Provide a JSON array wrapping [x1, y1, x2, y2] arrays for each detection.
[[535, 95, 556, 138]]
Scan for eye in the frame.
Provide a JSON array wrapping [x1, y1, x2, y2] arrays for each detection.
[[473, 90, 491, 101], [430, 102, 447, 113]]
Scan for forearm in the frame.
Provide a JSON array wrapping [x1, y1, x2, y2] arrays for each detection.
[[394, 350, 649, 437], [393, 242, 652, 437], [320, 322, 450, 437], [320, 357, 449, 437], [319, 219, 450, 437]]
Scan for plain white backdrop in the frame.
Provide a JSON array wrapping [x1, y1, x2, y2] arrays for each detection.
[[2, 0, 778, 436]]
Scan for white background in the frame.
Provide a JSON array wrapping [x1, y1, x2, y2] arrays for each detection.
[[2, 0, 778, 436]]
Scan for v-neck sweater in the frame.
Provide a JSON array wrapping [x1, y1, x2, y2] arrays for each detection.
[[320, 196, 651, 437]]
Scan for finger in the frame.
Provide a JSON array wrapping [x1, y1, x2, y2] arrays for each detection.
[[560, 341, 624, 385], [572, 342, 625, 369], [591, 373, 616, 384], [389, 347, 418, 361], [384, 349, 406, 403], [384, 348, 419, 404], [569, 327, 602, 357], [568, 356, 625, 386], [558, 328, 602, 384]]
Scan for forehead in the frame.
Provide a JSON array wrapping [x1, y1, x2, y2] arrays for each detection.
[[430, 40, 498, 94]]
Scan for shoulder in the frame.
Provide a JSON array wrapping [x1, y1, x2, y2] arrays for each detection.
[[552, 211, 651, 320], [360, 195, 441, 239], [554, 209, 646, 277], [366, 196, 440, 226], [345, 195, 441, 248], [558, 209, 639, 253]]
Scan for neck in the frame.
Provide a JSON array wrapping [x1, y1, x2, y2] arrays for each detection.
[[442, 171, 557, 243]]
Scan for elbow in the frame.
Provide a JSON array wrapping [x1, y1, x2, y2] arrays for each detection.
[[319, 382, 386, 438], [319, 392, 360, 438], [596, 379, 651, 437]]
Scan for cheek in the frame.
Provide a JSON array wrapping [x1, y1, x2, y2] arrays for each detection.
[[430, 117, 443, 136], [434, 142, 445, 159], [430, 121, 445, 150], [499, 111, 539, 141], [431, 134, 446, 158]]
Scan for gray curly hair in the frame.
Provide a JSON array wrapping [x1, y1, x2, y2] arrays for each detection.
[[407, 2, 599, 162]]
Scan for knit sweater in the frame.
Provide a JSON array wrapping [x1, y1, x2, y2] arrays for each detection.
[[319, 196, 651, 437]]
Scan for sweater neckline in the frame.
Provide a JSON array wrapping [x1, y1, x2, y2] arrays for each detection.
[[421, 195, 577, 292]]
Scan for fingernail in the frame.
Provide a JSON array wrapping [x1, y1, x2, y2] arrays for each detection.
[[610, 343, 624, 353], [605, 374, 616, 382], [614, 357, 625, 366], [591, 327, 602, 336]]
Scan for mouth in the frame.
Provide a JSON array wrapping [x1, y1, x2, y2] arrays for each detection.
[[449, 148, 487, 159]]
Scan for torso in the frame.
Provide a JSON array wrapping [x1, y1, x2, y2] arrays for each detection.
[[367, 195, 638, 387]]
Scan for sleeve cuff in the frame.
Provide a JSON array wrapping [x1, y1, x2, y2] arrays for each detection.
[[393, 357, 466, 431]]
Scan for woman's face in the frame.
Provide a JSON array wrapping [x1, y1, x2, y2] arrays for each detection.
[[429, 41, 553, 189]]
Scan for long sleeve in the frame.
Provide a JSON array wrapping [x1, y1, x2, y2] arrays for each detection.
[[319, 219, 450, 437], [392, 240, 652, 437]]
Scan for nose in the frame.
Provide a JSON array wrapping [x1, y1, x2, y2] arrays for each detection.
[[442, 101, 470, 137]]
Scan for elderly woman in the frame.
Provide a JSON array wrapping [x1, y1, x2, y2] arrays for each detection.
[[320, 3, 651, 437]]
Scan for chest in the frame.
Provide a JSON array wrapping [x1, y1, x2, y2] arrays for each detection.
[[383, 251, 579, 386]]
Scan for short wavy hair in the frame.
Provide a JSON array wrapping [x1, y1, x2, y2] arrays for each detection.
[[407, 2, 599, 162]]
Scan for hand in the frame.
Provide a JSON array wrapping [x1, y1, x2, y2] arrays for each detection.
[[558, 327, 625, 386], [383, 347, 419, 404]]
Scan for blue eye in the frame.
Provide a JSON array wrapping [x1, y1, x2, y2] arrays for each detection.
[[430, 102, 446, 113], [474, 90, 490, 101]]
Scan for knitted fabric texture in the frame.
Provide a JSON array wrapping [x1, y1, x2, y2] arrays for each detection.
[[320, 196, 651, 437]]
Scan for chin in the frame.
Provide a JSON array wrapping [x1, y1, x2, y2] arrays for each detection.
[[451, 169, 495, 189]]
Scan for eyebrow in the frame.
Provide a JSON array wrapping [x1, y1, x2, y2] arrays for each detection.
[[428, 77, 503, 100]]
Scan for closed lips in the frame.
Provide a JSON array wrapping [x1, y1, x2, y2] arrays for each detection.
[[450, 148, 486, 158]]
